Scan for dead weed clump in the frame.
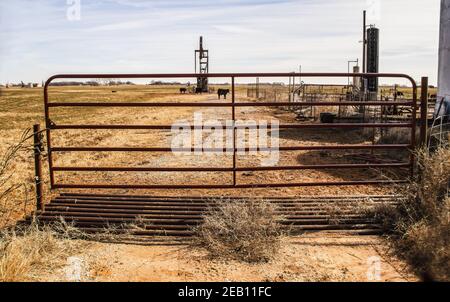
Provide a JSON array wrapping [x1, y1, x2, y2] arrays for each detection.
[[0, 221, 87, 282], [377, 147, 450, 281], [192, 199, 284, 263]]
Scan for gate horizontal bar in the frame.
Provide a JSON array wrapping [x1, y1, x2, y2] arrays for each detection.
[[52, 180, 408, 190], [47, 101, 414, 108], [52, 163, 411, 172], [45, 72, 417, 83], [51, 123, 414, 130], [51, 144, 411, 152]]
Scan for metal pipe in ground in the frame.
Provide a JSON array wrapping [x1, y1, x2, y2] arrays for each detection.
[[420, 77, 429, 146], [33, 124, 43, 211]]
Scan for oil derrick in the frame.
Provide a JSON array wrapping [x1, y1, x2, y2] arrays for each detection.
[[195, 36, 209, 92]]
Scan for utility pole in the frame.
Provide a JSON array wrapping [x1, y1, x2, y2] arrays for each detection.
[[362, 10, 367, 74]]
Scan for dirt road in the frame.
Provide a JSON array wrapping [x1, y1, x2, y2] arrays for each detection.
[[44, 233, 415, 282]]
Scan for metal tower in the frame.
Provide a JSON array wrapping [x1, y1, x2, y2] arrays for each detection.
[[195, 36, 209, 92]]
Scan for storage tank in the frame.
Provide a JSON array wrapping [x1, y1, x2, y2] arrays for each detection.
[[436, 0, 450, 119], [438, 0, 450, 98], [353, 65, 361, 88], [366, 26, 379, 97]]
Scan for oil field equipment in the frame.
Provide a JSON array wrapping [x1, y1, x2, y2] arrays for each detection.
[[195, 36, 209, 93], [366, 25, 380, 100]]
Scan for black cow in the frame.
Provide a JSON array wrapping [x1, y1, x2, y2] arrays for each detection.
[[195, 87, 204, 94], [218, 89, 230, 99], [180, 88, 187, 94]]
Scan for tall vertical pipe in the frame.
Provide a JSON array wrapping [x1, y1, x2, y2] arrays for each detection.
[[367, 26, 380, 97], [420, 77, 429, 146], [438, 0, 450, 100], [33, 124, 43, 211], [363, 10, 367, 74]]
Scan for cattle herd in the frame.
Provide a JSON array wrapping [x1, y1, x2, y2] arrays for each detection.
[[179, 87, 230, 99]]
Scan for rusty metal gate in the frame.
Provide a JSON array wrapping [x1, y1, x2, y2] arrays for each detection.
[[43, 73, 424, 191]]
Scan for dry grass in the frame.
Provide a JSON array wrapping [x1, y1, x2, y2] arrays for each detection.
[[192, 199, 284, 263], [378, 128, 412, 145], [0, 221, 87, 282], [0, 217, 159, 281], [356, 127, 416, 163], [0, 128, 34, 228], [358, 127, 414, 145], [0, 219, 137, 282], [0, 126, 88, 281], [376, 147, 450, 281]]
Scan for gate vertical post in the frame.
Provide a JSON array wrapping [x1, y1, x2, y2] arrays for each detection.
[[33, 124, 43, 211], [420, 77, 429, 146], [410, 80, 418, 179], [43, 80, 55, 189], [231, 77, 237, 186]]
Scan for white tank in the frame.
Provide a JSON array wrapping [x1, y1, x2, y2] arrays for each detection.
[[353, 66, 360, 88], [438, 0, 450, 99]]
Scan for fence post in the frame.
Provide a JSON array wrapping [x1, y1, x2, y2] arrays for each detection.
[[231, 77, 236, 187], [420, 77, 429, 146], [33, 124, 43, 211]]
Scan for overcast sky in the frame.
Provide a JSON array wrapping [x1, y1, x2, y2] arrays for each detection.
[[0, 0, 441, 85]]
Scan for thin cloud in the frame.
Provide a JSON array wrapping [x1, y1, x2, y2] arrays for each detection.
[[213, 25, 262, 34], [89, 20, 151, 32], [0, 0, 441, 85]]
